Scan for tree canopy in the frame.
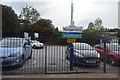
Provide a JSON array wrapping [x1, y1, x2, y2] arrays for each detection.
[[2, 4, 20, 37], [19, 5, 40, 25], [35, 19, 54, 28], [88, 22, 94, 30], [88, 18, 104, 30]]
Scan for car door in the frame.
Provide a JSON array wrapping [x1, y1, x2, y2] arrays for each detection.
[[23, 40, 31, 59], [65, 45, 71, 59], [95, 45, 104, 59]]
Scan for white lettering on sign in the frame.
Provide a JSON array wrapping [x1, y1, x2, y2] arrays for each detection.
[[63, 27, 83, 33]]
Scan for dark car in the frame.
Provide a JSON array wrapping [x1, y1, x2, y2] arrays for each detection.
[[94, 43, 120, 65], [0, 37, 32, 67], [65, 43, 100, 66]]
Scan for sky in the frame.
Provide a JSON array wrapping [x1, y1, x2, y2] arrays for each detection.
[[1, 0, 120, 30]]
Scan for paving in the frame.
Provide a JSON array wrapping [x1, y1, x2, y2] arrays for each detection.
[[1, 73, 119, 80]]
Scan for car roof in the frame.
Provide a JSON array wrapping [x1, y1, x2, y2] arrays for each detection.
[[2, 37, 26, 42], [95, 43, 119, 47], [4, 37, 24, 39], [72, 43, 90, 46]]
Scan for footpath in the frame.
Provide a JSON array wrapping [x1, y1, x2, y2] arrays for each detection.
[[1, 73, 119, 80]]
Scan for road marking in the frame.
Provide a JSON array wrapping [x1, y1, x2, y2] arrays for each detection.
[[32, 60, 36, 65]]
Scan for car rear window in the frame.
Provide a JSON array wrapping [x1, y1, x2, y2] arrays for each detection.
[[109, 45, 120, 51]]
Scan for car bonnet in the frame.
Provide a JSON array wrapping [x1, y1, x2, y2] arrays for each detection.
[[0, 47, 22, 57], [75, 49, 99, 57]]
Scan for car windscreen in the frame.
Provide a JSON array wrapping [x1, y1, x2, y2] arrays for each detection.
[[109, 45, 120, 51], [0, 38, 24, 48], [73, 44, 94, 50], [32, 40, 39, 43]]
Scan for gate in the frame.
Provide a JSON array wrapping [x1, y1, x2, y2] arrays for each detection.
[[1, 37, 119, 74]]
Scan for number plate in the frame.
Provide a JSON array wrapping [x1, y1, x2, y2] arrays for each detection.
[[86, 60, 96, 63]]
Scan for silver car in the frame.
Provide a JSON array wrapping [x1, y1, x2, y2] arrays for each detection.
[[65, 43, 100, 66], [0, 37, 32, 67]]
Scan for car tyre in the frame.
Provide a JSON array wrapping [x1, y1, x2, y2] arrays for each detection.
[[33, 45, 37, 49], [19, 55, 25, 67], [40, 46, 43, 49], [28, 50, 32, 59], [65, 53, 69, 59], [109, 56, 116, 66]]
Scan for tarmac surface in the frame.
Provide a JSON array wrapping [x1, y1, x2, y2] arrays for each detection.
[[3, 46, 118, 74]]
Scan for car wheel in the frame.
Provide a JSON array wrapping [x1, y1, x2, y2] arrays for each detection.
[[65, 53, 69, 59], [40, 46, 43, 49], [28, 50, 32, 59], [33, 45, 37, 49], [109, 56, 116, 66], [19, 55, 25, 67]]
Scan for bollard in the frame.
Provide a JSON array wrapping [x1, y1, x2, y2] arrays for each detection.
[[45, 45, 47, 74], [103, 41, 107, 73]]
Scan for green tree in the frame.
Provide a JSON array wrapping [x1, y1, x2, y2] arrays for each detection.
[[82, 29, 107, 45], [19, 5, 40, 25], [35, 19, 54, 28], [2, 4, 20, 37], [88, 22, 94, 29], [93, 18, 104, 30]]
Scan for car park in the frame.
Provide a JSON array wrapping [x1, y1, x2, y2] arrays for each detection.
[[65, 43, 100, 66], [94, 44, 120, 66], [0, 37, 32, 67], [30, 40, 44, 49]]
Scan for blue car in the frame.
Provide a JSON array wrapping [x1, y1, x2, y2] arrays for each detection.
[[0, 37, 32, 67]]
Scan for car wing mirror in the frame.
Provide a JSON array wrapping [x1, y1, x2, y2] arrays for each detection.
[[24, 44, 30, 48], [25, 45, 30, 48]]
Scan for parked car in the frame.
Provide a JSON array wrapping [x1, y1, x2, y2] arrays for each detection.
[[94, 44, 120, 65], [30, 40, 44, 49], [65, 43, 100, 66], [0, 37, 32, 67]]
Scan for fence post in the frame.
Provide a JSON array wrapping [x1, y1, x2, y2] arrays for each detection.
[[70, 43, 74, 71], [45, 45, 47, 74], [103, 40, 107, 73]]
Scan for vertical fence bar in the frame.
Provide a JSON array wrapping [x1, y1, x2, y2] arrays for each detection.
[[45, 45, 47, 74], [103, 41, 107, 73], [70, 43, 74, 71], [0, 4, 2, 79]]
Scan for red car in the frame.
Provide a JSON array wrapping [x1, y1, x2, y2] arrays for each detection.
[[94, 43, 120, 65]]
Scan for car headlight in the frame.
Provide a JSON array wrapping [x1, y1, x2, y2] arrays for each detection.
[[9, 51, 21, 57], [97, 53, 100, 58], [74, 52, 83, 58]]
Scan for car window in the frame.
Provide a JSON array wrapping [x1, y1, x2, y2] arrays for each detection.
[[74, 43, 93, 50], [32, 40, 39, 43], [109, 45, 120, 51], [100, 46, 104, 50], [67, 45, 70, 50], [24, 40, 30, 45], [95, 45, 103, 50]]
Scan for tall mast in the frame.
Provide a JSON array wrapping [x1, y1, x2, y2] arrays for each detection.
[[70, 0, 74, 27]]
